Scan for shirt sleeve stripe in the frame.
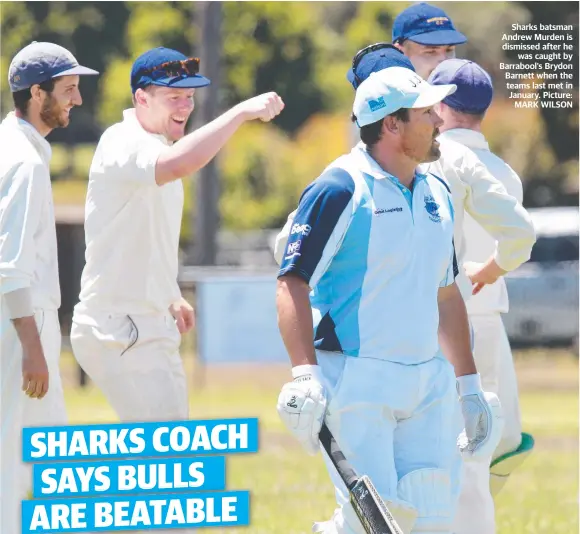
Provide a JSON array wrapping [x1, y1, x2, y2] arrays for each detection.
[[277, 168, 355, 285]]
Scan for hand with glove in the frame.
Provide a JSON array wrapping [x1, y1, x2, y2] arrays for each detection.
[[457, 373, 504, 460], [276, 364, 327, 455]]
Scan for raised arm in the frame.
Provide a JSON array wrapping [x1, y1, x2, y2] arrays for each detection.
[[155, 92, 284, 185]]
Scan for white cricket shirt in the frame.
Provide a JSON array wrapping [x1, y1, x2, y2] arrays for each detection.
[[0, 112, 60, 311], [73, 109, 183, 324], [278, 143, 458, 364], [422, 129, 536, 314]]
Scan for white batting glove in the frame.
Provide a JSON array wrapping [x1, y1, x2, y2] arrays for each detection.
[[457, 374, 504, 460], [238, 92, 285, 122], [276, 364, 327, 455]]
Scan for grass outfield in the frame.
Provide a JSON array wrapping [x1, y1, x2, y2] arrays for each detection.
[[59, 348, 579, 534]]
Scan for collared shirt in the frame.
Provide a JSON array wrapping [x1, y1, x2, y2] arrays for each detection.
[[0, 112, 60, 311], [422, 128, 536, 314], [74, 109, 183, 323], [277, 143, 457, 364]]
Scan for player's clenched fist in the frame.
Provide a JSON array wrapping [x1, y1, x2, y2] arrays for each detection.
[[239, 92, 285, 122], [277, 364, 327, 455]]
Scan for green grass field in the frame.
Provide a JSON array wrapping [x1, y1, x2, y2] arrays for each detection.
[[58, 348, 578, 534]]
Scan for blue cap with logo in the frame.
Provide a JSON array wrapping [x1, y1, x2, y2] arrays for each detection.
[[392, 3, 467, 46], [347, 43, 416, 89], [130, 47, 211, 94], [8, 42, 99, 92], [428, 58, 493, 114]]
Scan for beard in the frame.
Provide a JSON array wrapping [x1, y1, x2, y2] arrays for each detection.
[[40, 94, 69, 129], [401, 128, 441, 163], [424, 138, 442, 162]]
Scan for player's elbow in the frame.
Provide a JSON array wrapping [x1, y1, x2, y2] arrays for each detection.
[[515, 215, 538, 264], [519, 241, 536, 268], [497, 230, 537, 272]]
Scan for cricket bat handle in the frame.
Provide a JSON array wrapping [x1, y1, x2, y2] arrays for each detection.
[[319, 423, 358, 489]]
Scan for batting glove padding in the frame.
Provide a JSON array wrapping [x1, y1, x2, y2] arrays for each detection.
[[457, 373, 504, 460], [277, 364, 327, 455]]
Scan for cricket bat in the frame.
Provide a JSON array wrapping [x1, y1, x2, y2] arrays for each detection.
[[318, 423, 405, 534]]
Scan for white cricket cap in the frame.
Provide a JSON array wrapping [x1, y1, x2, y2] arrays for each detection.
[[353, 66, 457, 127]]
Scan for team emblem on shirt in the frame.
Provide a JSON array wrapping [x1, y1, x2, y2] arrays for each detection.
[[291, 223, 311, 236], [285, 240, 302, 260], [424, 195, 441, 223]]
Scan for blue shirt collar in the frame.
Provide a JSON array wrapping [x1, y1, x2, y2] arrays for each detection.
[[351, 142, 428, 186]]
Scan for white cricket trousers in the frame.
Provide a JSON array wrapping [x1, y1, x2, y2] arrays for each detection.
[[452, 313, 522, 534], [70, 312, 188, 423], [71, 314, 191, 534], [1, 306, 67, 534], [314, 351, 462, 534]]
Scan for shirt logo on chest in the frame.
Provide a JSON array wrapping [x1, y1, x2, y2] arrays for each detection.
[[424, 195, 442, 223], [374, 207, 403, 215]]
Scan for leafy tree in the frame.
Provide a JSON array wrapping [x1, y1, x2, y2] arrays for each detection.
[[1, 0, 577, 230]]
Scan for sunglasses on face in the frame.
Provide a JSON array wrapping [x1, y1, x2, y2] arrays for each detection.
[[351, 42, 403, 86], [139, 57, 200, 80]]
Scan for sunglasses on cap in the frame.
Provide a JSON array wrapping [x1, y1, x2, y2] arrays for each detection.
[[351, 42, 402, 86], [139, 57, 200, 80]]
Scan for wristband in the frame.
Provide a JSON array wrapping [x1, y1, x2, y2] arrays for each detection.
[[457, 373, 482, 396], [292, 364, 323, 383], [4, 288, 34, 319]]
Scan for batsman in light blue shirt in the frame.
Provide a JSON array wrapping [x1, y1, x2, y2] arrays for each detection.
[[275, 66, 504, 534]]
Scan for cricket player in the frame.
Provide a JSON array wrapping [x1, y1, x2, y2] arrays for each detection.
[[70, 47, 284, 424], [274, 47, 536, 534], [347, 3, 464, 150], [276, 67, 503, 534], [425, 59, 536, 534], [391, 6, 537, 531], [0, 42, 98, 533], [391, 2, 466, 80]]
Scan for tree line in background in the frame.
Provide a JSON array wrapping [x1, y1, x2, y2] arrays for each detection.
[[1, 1, 578, 236]]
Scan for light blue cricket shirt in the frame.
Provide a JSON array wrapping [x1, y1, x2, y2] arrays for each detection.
[[278, 143, 458, 365]]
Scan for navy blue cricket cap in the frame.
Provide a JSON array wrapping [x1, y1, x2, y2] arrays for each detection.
[[428, 59, 493, 114], [392, 3, 467, 46], [347, 43, 415, 89], [130, 47, 211, 94], [8, 42, 99, 92]]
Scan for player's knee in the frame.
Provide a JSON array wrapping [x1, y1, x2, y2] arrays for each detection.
[[398, 468, 454, 533]]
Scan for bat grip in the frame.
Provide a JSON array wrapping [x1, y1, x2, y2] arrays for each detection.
[[319, 423, 359, 489]]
